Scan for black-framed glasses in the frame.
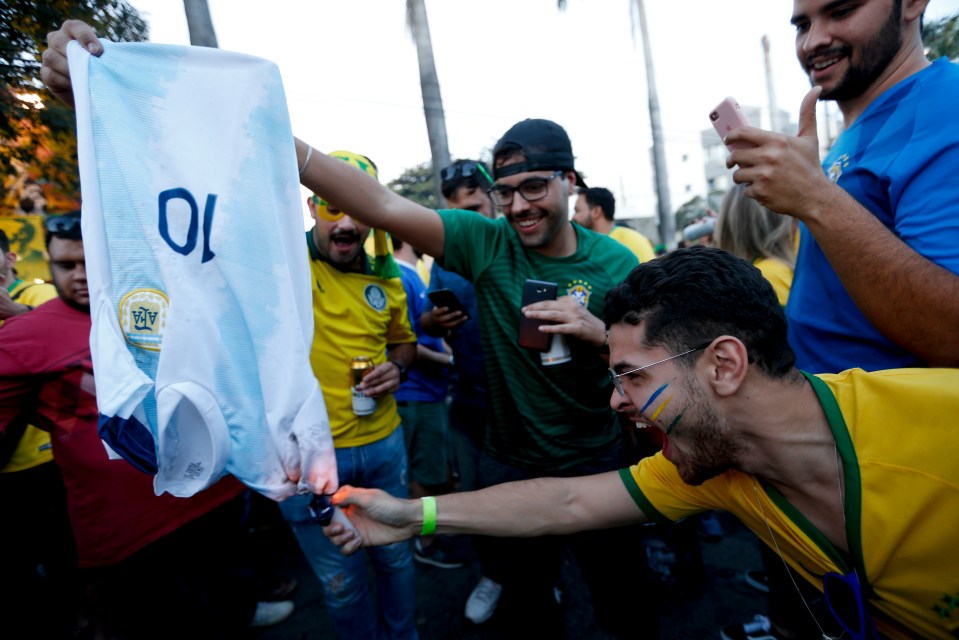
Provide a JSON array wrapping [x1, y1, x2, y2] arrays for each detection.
[[823, 570, 879, 640], [608, 342, 711, 397], [441, 161, 494, 185], [487, 170, 564, 207], [45, 214, 82, 237]]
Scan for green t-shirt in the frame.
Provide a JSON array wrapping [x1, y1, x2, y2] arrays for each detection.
[[439, 211, 639, 471]]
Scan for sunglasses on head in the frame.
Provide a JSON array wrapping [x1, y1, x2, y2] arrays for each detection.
[[441, 161, 493, 185], [45, 214, 82, 237]]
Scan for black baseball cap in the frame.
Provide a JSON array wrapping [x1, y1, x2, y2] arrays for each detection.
[[492, 118, 587, 187]]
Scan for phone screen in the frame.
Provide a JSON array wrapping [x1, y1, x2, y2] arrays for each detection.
[[427, 288, 469, 319]]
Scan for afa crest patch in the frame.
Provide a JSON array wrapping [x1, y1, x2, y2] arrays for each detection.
[[364, 284, 388, 311], [118, 288, 169, 351], [565, 279, 592, 307]]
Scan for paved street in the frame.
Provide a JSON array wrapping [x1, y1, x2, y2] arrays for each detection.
[[250, 509, 769, 640]]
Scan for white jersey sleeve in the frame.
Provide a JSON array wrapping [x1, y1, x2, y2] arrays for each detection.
[[68, 40, 336, 500]]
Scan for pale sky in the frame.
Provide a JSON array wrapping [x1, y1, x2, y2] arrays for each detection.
[[127, 0, 959, 220]]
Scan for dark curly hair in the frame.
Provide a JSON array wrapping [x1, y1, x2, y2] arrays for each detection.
[[604, 246, 795, 377]]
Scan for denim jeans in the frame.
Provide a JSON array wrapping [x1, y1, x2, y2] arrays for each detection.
[[280, 427, 417, 640]]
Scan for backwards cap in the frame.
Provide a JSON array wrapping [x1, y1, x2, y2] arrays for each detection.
[[492, 119, 586, 187]]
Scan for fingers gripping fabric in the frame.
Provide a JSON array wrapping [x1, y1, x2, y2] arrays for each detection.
[[69, 41, 336, 499]]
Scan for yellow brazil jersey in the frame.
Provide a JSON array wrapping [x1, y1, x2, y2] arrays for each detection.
[[608, 225, 656, 263], [306, 234, 415, 447], [753, 257, 793, 307], [2, 279, 57, 328], [1, 279, 58, 472], [620, 368, 959, 639]]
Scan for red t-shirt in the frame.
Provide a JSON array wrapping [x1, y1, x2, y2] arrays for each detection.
[[0, 298, 243, 567]]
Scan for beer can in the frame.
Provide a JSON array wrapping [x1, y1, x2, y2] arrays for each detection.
[[350, 356, 376, 416]]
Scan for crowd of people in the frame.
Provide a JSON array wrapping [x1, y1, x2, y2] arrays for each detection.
[[2, 0, 957, 638]]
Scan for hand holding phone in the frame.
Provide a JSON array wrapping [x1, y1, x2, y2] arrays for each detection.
[[427, 288, 470, 320], [709, 97, 752, 151], [518, 279, 558, 352]]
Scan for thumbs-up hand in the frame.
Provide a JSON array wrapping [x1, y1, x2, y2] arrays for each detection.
[[724, 86, 832, 222]]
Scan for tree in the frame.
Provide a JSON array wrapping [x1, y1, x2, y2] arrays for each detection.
[[388, 161, 437, 209], [557, 0, 674, 249], [1, 0, 148, 212], [182, 0, 218, 48], [406, 0, 451, 207], [923, 12, 959, 61]]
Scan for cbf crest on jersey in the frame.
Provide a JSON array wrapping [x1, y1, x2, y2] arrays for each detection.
[[565, 278, 592, 308], [364, 283, 388, 311], [118, 288, 169, 351], [828, 154, 850, 184]]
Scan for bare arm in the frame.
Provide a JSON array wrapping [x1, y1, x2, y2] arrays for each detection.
[[0, 288, 32, 321], [295, 140, 446, 259], [726, 88, 959, 366], [40, 22, 448, 260], [415, 342, 451, 367], [325, 471, 648, 555]]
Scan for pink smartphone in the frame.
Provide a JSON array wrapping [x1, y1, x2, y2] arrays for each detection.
[[709, 97, 751, 150]]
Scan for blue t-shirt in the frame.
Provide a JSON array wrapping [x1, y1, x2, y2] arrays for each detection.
[[787, 58, 959, 373], [426, 262, 488, 410], [395, 261, 448, 403]]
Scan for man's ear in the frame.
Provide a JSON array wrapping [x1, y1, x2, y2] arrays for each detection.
[[903, 0, 930, 23], [703, 336, 749, 397], [307, 197, 317, 221]]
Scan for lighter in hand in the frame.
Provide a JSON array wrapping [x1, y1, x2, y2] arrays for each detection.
[[308, 494, 358, 534]]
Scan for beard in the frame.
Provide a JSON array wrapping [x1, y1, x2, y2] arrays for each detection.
[[813, 2, 903, 101], [670, 378, 742, 486]]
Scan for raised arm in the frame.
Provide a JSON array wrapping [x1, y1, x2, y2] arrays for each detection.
[[40, 21, 447, 259], [325, 470, 647, 555], [726, 88, 959, 366], [294, 140, 446, 259]]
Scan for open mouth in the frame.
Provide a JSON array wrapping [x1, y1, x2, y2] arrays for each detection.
[[331, 233, 360, 250], [806, 48, 848, 78]]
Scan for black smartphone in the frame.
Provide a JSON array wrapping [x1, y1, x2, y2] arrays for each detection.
[[427, 288, 470, 320], [518, 279, 557, 352]]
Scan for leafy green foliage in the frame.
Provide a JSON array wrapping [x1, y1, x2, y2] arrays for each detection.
[[388, 161, 437, 209], [923, 12, 959, 61], [1, 0, 148, 211]]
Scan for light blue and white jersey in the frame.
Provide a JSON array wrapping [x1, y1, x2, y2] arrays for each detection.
[[69, 41, 336, 500]]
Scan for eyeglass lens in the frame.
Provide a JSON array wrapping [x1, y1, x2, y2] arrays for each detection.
[[489, 172, 560, 206]]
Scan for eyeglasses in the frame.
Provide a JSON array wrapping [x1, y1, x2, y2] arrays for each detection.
[[608, 342, 711, 397], [310, 195, 346, 222], [487, 171, 564, 207], [45, 214, 82, 237], [441, 161, 494, 185], [823, 570, 879, 640]]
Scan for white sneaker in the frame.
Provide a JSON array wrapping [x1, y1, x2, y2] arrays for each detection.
[[465, 576, 502, 624], [249, 600, 295, 627], [719, 614, 775, 640]]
